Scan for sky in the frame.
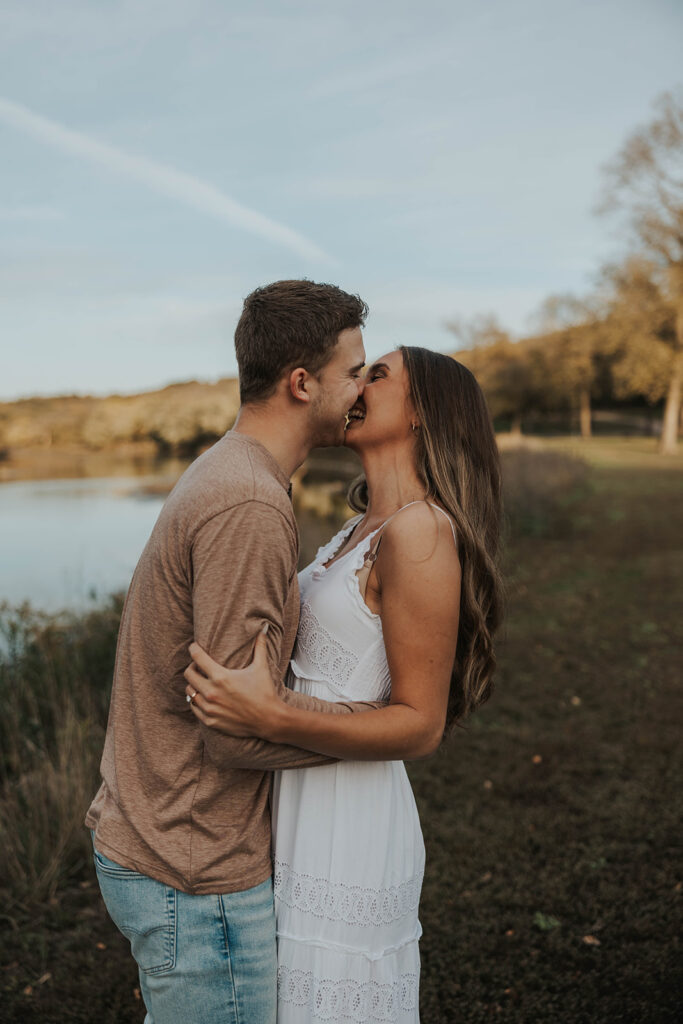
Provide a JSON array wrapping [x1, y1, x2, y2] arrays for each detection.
[[1, 0, 682, 399]]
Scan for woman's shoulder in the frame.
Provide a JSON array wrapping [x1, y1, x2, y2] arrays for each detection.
[[380, 501, 458, 563]]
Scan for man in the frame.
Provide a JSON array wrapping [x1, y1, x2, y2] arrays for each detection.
[[86, 280, 379, 1023]]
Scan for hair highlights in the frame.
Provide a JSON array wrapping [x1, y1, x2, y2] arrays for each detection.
[[349, 347, 504, 732]]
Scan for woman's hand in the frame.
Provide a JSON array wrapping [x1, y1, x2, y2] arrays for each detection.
[[184, 626, 283, 738]]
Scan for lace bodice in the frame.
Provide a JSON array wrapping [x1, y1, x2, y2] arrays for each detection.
[[290, 517, 392, 702]]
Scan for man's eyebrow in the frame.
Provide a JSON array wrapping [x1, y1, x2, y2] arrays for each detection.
[[349, 361, 366, 374]]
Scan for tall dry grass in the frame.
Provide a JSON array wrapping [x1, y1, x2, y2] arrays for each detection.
[[0, 598, 121, 910]]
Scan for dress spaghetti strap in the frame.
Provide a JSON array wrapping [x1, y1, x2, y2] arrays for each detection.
[[363, 500, 457, 567], [426, 503, 458, 546]]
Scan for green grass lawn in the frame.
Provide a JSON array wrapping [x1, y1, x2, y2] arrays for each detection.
[[1, 438, 681, 1023]]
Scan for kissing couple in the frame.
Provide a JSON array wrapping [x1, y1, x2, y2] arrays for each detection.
[[86, 279, 503, 1023]]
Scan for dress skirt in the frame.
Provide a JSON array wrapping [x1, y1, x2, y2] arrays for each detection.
[[273, 749, 424, 1024]]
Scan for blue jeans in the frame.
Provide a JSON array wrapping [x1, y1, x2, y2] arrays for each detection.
[[92, 835, 277, 1024]]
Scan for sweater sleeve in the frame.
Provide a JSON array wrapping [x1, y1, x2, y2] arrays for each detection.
[[190, 501, 381, 771]]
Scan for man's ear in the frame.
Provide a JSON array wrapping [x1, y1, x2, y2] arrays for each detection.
[[288, 367, 312, 403]]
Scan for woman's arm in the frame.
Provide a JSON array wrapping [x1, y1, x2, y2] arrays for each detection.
[[186, 504, 461, 760]]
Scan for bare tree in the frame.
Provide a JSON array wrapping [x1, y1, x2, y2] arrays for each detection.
[[533, 293, 607, 439], [446, 313, 510, 351], [600, 88, 683, 452], [448, 315, 544, 435], [602, 256, 678, 414]]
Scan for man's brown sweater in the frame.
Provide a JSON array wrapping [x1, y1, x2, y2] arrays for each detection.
[[86, 431, 370, 894]]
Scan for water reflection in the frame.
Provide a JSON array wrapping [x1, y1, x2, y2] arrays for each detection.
[[0, 447, 360, 612], [0, 475, 181, 611]]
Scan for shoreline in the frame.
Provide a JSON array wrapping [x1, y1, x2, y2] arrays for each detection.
[[0, 443, 192, 484]]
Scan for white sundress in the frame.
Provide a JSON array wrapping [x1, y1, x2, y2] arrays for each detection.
[[273, 504, 456, 1024]]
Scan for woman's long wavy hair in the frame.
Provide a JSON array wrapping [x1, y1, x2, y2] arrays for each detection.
[[348, 346, 504, 733]]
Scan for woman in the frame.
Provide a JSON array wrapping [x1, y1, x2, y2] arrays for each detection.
[[185, 347, 503, 1023]]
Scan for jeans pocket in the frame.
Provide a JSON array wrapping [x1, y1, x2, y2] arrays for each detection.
[[93, 844, 177, 976]]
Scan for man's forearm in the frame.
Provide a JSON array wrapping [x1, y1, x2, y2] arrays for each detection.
[[202, 687, 384, 771], [201, 727, 334, 771]]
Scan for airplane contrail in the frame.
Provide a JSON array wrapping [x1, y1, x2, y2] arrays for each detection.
[[0, 97, 330, 263]]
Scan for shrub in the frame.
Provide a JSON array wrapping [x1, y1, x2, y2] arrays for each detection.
[[0, 598, 121, 906]]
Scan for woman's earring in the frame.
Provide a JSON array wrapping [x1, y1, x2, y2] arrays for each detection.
[[411, 423, 418, 432]]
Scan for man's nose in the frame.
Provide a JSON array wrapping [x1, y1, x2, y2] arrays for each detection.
[[356, 376, 365, 396]]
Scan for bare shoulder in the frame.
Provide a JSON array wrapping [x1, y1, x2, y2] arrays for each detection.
[[379, 502, 459, 569]]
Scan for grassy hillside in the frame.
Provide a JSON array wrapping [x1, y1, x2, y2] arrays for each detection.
[[0, 438, 681, 1022], [0, 378, 240, 456]]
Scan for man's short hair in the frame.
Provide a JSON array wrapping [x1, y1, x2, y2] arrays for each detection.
[[234, 280, 368, 403]]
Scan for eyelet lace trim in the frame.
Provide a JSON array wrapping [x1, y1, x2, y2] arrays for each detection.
[[274, 861, 422, 927], [296, 601, 359, 686], [313, 517, 361, 567], [277, 966, 418, 1022]]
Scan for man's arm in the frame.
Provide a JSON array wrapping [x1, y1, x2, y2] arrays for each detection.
[[190, 501, 380, 771]]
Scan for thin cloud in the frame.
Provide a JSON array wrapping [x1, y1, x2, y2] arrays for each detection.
[[0, 96, 330, 262]]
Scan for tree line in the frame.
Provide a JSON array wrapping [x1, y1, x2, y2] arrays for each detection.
[[452, 89, 683, 454]]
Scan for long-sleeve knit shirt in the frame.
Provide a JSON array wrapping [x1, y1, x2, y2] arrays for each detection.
[[86, 430, 373, 894]]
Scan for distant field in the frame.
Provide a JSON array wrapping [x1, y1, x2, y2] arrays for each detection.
[[523, 433, 683, 470], [1, 437, 681, 1023]]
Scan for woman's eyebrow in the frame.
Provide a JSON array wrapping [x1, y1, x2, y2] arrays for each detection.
[[366, 361, 390, 375]]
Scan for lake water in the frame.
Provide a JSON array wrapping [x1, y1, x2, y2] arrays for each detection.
[[0, 475, 177, 611], [0, 448, 353, 613]]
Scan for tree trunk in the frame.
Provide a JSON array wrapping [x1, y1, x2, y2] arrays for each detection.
[[510, 412, 523, 436], [579, 387, 592, 439], [660, 350, 682, 454]]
